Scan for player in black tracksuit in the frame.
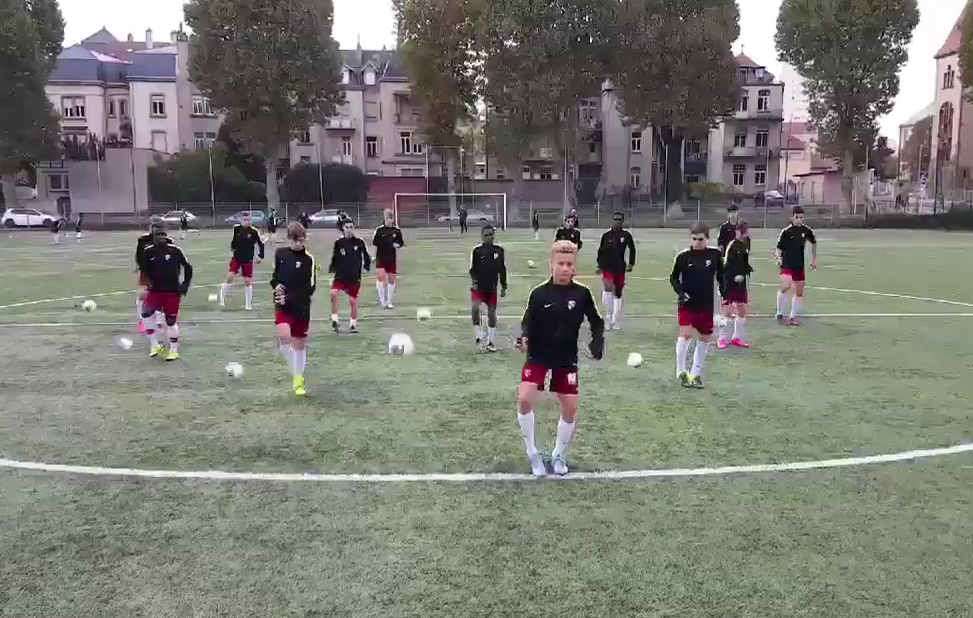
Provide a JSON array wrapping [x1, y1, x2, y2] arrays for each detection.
[[595, 212, 636, 329], [271, 222, 317, 396], [140, 229, 193, 361], [531, 210, 540, 240], [49, 216, 63, 244], [716, 204, 740, 254], [718, 221, 753, 349], [554, 216, 582, 249], [328, 219, 371, 333], [221, 216, 265, 310], [469, 224, 507, 352], [515, 239, 603, 477], [670, 222, 725, 389], [372, 209, 405, 308], [266, 208, 279, 242]]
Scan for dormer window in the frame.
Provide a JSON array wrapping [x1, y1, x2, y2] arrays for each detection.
[[341, 68, 350, 85], [364, 69, 376, 85]]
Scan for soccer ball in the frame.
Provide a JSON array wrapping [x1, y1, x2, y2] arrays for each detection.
[[416, 307, 432, 321], [82, 300, 97, 312], [118, 337, 133, 350], [388, 333, 415, 355], [526, 260, 537, 269], [225, 362, 244, 378], [208, 293, 219, 302], [626, 352, 643, 368]]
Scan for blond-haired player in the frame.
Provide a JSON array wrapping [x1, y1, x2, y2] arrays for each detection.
[[515, 240, 604, 476], [372, 208, 404, 308]]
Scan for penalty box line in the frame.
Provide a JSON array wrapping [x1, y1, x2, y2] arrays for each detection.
[[2, 442, 972, 482]]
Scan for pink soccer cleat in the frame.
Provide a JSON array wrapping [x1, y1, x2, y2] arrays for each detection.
[[730, 337, 750, 348], [138, 319, 146, 334], [787, 317, 801, 326], [717, 337, 728, 349]]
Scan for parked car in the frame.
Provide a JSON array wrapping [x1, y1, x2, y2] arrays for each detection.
[[160, 210, 198, 224], [225, 210, 266, 225], [436, 209, 495, 224], [756, 190, 785, 208], [309, 209, 341, 225], [1, 207, 57, 228]]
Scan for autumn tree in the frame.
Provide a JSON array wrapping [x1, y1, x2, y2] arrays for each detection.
[[185, 0, 344, 209], [0, 0, 64, 206], [611, 0, 740, 205], [777, 0, 919, 207]]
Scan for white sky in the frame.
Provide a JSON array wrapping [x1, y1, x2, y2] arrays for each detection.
[[60, 0, 963, 140]]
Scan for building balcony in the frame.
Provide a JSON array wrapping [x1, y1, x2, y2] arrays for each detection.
[[733, 109, 784, 122], [326, 117, 356, 131], [684, 154, 707, 175], [725, 147, 775, 160]]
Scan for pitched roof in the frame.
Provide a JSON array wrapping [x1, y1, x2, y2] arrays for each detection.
[[901, 101, 938, 127], [734, 52, 758, 67], [81, 27, 118, 44], [340, 47, 408, 82], [782, 121, 812, 136], [935, 3, 968, 59], [51, 40, 174, 83]]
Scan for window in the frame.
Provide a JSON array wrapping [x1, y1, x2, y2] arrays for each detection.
[[150, 95, 166, 117], [277, 158, 290, 183], [48, 174, 69, 192], [522, 165, 531, 180], [365, 100, 380, 119], [300, 156, 311, 163], [366, 136, 378, 158], [757, 89, 770, 111], [755, 130, 769, 148], [944, 65, 956, 90], [495, 167, 506, 180], [398, 167, 424, 177], [734, 134, 748, 148], [192, 96, 213, 116], [685, 139, 701, 155], [738, 93, 748, 112], [738, 68, 749, 83], [364, 69, 376, 85], [341, 69, 350, 85], [341, 137, 353, 156], [589, 140, 597, 154], [732, 164, 746, 187], [399, 131, 422, 155], [685, 174, 700, 185], [580, 99, 597, 121], [298, 130, 312, 144], [118, 98, 128, 117], [474, 163, 486, 180], [62, 96, 85, 119], [194, 132, 217, 150], [630, 131, 642, 153], [754, 164, 767, 186], [539, 165, 553, 180], [151, 130, 168, 152], [108, 99, 116, 118], [630, 166, 641, 187]]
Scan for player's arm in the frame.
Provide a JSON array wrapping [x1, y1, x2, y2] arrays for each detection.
[[230, 225, 239, 251], [371, 227, 380, 246], [255, 232, 265, 260], [596, 232, 609, 271], [468, 246, 479, 285], [669, 252, 687, 299], [808, 228, 818, 265], [520, 287, 539, 338], [394, 228, 404, 248], [328, 240, 339, 274], [360, 239, 372, 271], [576, 230, 583, 250], [134, 239, 144, 270], [307, 253, 317, 297], [270, 249, 281, 289], [583, 287, 605, 359], [178, 249, 193, 293], [714, 250, 726, 298], [625, 231, 636, 269], [498, 247, 508, 292], [775, 229, 785, 263]]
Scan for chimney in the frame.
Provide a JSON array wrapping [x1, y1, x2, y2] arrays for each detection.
[[145, 28, 153, 49], [127, 33, 134, 42]]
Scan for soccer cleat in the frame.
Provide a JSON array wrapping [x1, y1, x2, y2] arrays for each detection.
[[788, 317, 801, 326], [293, 375, 307, 396], [689, 375, 704, 389], [717, 337, 728, 349], [166, 349, 180, 362], [528, 452, 546, 477], [485, 342, 498, 353], [551, 453, 569, 476], [138, 319, 146, 334], [331, 320, 340, 333], [730, 337, 750, 348], [349, 324, 359, 334], [678, 371, 691, 388], [475, 337, 483, 351], [386, 302, 394, 309], [244, 304, 252, 311], [148, 344, 164, 358], [776, 314, 785, 325]]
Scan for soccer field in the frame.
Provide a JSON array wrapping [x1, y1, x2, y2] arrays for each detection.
[[1, 226, 972, 617]]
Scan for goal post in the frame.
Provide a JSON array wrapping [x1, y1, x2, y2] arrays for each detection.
[[393, 193, 508, 230]]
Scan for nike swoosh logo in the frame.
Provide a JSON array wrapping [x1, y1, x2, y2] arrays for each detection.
[[544, 304, 552, 308]]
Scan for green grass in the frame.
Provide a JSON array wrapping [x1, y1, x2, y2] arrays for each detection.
[[1, 227, 972, 617]]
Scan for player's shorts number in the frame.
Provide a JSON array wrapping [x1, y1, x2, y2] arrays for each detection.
[[566, 372, 577, 385]]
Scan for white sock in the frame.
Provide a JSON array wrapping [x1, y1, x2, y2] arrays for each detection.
[[294, 347, 306, 375], [244, 285, 253, 307], [733, 317, 745, 340], [612, 296, 622, 323], [387, 282, 395, 304], [146, 328, 159, 348], [377, 281, 386, 306], [474, 325, 483, 341], [517, 411, 538, 458], [350, 317, 357, 327], [167, 324, 179, 353], [136, 300, 143, 321], [331, 313, 338, 323], [691, 340, 710, 376], [718, 317, 730, 340], [552, 417, 576, 458], [279, 342, 292, 362], [487, 326, 496, 343], [602, 292, 614, 320], [155, 311, 164, 330], [676, 337, 691, 375], [220, 282, 229, 303], [790, 296, 803, 318], [776, 292, 787, 316]]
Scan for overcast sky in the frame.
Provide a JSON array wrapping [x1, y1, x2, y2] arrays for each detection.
[[60, 0, 964, 139]]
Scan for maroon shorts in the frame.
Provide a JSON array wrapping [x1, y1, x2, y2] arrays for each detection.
[[471, 289, 498, 306], [376, 257, 397, 274], [332, 279, 361, 298], [229, 257, 254, 278], [601, 270, 626, 289], [677, 306, 714, 335], [274, 310, 310, 339], [722, 285, 748, 306], [520, 362, 579, 395], [144, 291, 181, 319], [780, 267, 805, 282]]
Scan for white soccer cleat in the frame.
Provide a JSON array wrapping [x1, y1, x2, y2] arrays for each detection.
[[551, 453, 569, 476], [528, 452, 546, 477]]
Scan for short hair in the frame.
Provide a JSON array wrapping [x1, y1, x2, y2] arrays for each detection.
[[150, 222, 165, 234], [727, 204, 739, 212], [342, 219, 355, 229], [149, 215, 162, 225], [383, 208, 394, 219], [613, 211, 625, 219], [551, 239, 578, 256], [481, 223, 495, 233], [735, 220, 750, 233], [287, 222, 307, 240], [792, 206, 805, 215], [690, 221, 710, 237]]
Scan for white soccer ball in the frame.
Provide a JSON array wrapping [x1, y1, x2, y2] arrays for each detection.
[[626, 352, 643, 368], [82, 299, 97, 312], [416, 307, 432, 321], [118, 337, 133, 350], [388, 333, 415, 355], [208, 293, 219, 302], [526, 259, 537, 269], [225, 362, 244, 378]]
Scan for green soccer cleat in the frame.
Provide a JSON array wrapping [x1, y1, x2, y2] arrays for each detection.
[[678, 371, 690, 388], [689, 374, 704, 389]]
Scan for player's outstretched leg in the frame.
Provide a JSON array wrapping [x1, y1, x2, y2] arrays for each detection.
[[244, 276, 254, 311], [141, 305, 163, 358], [612, 282, 624, 329], [386, 271, 396, 309], [376, 269, 388, 308], [777, 273, 793, 324], [601, 280, 616, 330], [165, 318, 180, 362], [220, 266, 237, 308], [717, 302, 734, 349], [731, 302, 750, 347], [516, 373, 546, 477], [789, 280, 805, 326], [551, 389, 578, 476], [485, 301, 498, 353], [330, 283, 341, 333], [275, 317, 307, 395], [348, 293, 359, 333], [676, 329, 692, 386], [471, 298, 483, 350]]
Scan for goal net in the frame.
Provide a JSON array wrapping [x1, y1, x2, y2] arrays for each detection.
[[393, 193, 508, 230]]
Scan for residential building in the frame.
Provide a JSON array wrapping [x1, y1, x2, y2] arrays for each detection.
[[897, 102, 937, 183], [929, 2, 972, 197]]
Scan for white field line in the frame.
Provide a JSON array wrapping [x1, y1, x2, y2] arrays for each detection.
[[2, 442, 971, 482], [2, 312, 973, 328]]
